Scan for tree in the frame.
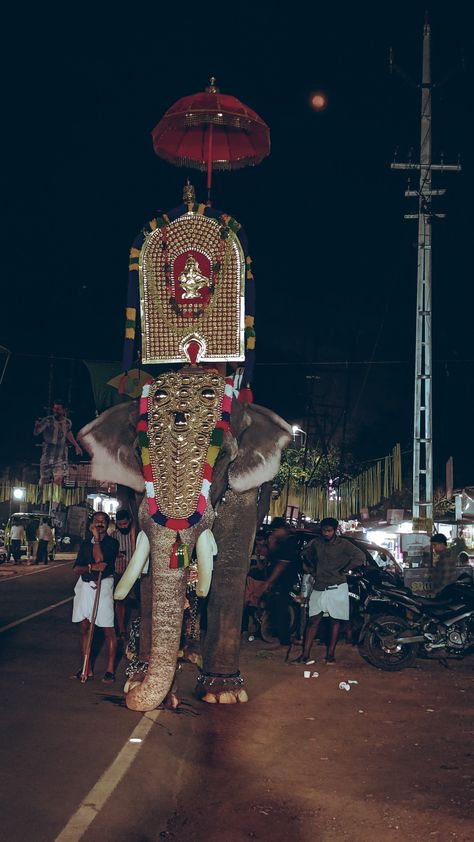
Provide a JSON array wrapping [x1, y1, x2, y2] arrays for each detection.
[[274, 444, 351, 493]]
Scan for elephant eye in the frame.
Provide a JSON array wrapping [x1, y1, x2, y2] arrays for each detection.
[[201, 388, 216, 401], [154, 389, 169, 404]]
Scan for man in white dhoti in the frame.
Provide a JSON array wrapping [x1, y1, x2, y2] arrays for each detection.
[[294, 518, 365, 664], [72, 511, 119, 683]]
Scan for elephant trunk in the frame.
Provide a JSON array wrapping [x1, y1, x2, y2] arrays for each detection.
[[125, 526, 187, 712], [125, 500, 215, 712]]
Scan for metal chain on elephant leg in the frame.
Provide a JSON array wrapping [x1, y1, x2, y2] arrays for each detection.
[[124, 617, 149, 687], [125, 617, 141, 660], [125, 657, 149, 681], [181, 563, 203, 667], [182, 590, 203, 668], [195, 670, 249, 704], [182, 561, 199, 640], [189, 591, 200, 640]]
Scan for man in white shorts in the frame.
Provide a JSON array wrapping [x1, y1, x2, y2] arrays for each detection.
[[72, 511, 119, 683], [294, 517, 365, 664]]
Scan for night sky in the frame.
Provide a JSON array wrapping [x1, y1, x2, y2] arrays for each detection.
[[1, 2, 472, 488]]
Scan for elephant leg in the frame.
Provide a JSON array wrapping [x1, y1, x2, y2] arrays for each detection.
[[124, 570, 153, 691], [197, 487, 257, 704], [257, 481, 273, 529]]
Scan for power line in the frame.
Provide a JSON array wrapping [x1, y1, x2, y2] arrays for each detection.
[[4, 351, 474, 367]]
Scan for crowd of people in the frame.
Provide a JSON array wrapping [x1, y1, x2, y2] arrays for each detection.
[[8, 516, 54, 565], [6, 504, 469, 685], [64, 510, 472, 683], [242, 516, 366, 665], [241, 519, 471, 665]]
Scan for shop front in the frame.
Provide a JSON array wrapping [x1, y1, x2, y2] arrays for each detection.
[[348, 518, 474, 595]]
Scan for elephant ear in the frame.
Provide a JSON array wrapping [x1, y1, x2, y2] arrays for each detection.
[[78, 402, 145, 492], [227, 402, 292, 493], [209, 401, 244, 507]]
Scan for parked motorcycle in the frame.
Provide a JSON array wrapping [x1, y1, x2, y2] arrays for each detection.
[[349, 567, 474, 671]]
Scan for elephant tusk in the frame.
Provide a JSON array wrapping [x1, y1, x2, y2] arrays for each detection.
[[114, 531, 150, 599], [195, 529, 217, 598]]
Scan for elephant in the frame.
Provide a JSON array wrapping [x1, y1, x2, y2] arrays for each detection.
[[78, 367, 292, 711]]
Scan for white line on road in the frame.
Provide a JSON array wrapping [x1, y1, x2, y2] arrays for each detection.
[[0, 560, 72, 583], [54, 710, 161, 842], [0, 597, 73, 633]]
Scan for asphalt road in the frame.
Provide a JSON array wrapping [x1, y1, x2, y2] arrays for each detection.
[[0, 561, 473, 842], [0, 560, 143, 841]]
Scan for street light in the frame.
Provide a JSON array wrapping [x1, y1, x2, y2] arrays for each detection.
[[291, 425, 307, 445], [11, 486, 26, 516]]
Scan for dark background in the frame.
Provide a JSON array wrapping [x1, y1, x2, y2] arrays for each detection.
[[0, 1, 472, 486]]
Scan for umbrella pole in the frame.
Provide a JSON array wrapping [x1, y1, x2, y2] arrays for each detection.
[[206, 122, 214, 206]]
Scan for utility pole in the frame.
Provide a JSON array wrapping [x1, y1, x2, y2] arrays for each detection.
[[391, 17, 461, 528]]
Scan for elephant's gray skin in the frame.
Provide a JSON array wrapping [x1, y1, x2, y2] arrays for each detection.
[[78, 380, 292, 711]]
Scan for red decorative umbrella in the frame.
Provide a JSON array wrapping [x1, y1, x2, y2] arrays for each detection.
[[152, 78, 270, 201]]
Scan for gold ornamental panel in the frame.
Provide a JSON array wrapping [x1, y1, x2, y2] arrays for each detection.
[[139, 212, 245, 364], [147, 370, 226, 519]]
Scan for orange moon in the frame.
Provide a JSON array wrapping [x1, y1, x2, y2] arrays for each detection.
[[310, 92, 327, 111]]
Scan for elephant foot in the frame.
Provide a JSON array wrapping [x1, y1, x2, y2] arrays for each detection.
[[195, 671, 249, 704]]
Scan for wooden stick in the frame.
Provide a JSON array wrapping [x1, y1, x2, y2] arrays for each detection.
[[80, 572, 102, 683]]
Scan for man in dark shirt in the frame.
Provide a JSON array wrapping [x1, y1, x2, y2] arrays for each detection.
[[294, 517, 365, 664], [430, 533, 458, 594], [261, 520, 299, 646], [109, 508, 137, 639], [72, 511, 119, 683]]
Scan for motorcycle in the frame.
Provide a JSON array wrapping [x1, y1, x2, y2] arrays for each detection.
[[349, 567, 474, 671]]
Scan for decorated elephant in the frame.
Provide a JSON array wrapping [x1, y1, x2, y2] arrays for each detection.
[[78, 367, 292, 711]]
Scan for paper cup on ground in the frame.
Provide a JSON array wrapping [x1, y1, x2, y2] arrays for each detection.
[[303, 670, 311, 678]]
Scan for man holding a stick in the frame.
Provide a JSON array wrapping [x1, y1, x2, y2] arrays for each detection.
[[71, 511, 119, 683]]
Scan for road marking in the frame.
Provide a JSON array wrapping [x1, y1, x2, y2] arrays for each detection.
[[0, 597, 73, 633], [54, 710, 161, 841], [0, 560, 72, 583]]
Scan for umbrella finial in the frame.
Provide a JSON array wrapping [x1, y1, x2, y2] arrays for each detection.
[[183, 178, 196, 205], [206, 77, 219, 94]]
